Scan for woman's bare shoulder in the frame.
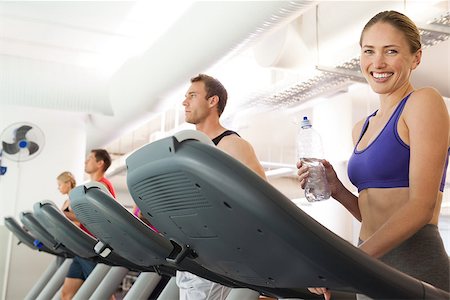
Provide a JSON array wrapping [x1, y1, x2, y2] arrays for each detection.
[[409, 87, 443, 102], [405, 87, 446, 114]]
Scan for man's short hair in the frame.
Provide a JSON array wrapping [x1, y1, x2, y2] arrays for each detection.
[[191, 74, 228, 116], [91, 149, 112, 172]]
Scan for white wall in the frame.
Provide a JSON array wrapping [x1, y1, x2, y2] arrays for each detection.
[[0, 105, 86, 300]]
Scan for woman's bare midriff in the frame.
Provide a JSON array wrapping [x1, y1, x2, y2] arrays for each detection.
[[358, 187, 442, 241]]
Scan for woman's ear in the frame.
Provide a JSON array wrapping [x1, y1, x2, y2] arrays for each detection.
[[411, 49, 422, 70]]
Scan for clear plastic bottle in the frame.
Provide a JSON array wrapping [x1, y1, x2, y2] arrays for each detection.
[[296, 116, 331, 202]]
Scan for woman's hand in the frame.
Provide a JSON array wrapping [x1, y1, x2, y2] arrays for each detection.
[[296, 160, 310, 190], [297, 159, 343, 199], [321, 160, 344, 199], [308, 287, 332, 300]]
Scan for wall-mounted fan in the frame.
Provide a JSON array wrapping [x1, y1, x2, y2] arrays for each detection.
[[0, 123, 45, 162]]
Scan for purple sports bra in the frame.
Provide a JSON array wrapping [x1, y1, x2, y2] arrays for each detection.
[[348, 92, 449, 192]]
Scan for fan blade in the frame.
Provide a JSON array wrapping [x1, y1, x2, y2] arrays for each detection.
[[2, 141, 20, 155], [14, 125, 33, 142], [27, 142, 39, 155]]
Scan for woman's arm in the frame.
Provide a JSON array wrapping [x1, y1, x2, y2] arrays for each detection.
[[297, 119, 364, 221], [61, 199, 81, 226], [326, 161, 361, 221], [331, 119, 367, 220], [299, 159, 361, 221]]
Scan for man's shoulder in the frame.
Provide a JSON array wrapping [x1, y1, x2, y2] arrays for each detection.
[[98, 176, 111, 183], [215, 131, 266, 179], [212, 129, 240, 145], [218, 131, 244, 144], [97, 177, 116, 198], [217, 133, 254, 154]]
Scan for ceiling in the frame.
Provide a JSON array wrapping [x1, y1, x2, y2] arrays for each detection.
[[0, 1, 316, 151]]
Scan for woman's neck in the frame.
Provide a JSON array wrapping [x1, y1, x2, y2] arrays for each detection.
[[378, 84, 414, 114]]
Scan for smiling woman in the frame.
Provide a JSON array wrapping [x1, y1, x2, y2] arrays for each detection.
[[298, 10, 450, 300]]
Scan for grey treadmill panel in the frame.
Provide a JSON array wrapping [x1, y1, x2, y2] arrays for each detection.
[[69, 184, 172, 269], [33, 200, 97, 258], [5, 217, 63, 257], [20, 211, 73, 257], [4, 216, 41, 250], [126, 132, 449, 300], [32, 200, 146, 271], [68, 184, 254, 287]]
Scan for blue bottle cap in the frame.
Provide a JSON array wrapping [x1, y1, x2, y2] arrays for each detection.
[[301, 116, 312, 129]]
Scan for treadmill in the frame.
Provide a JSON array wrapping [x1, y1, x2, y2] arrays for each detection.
[[32, 200, 158, 299], [69, 182, 176, 300], [4, 216, 53, 254], [124, 130, 449, 300], [68, 182, 261, 299], [20, 211, 74, 258]]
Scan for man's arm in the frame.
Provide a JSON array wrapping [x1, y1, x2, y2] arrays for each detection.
[[216, 134, 267, 180]]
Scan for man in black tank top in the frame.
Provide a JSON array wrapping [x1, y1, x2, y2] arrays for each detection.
[[177, 74, 266, 300], [212, 130, 239, 145]]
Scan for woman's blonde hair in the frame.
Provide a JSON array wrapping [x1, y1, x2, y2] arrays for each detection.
[[57, 171, 76, 189], [360, 10, 421, 54]]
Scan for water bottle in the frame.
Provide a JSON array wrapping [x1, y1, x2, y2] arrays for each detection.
[[296, 116, 331, 202]]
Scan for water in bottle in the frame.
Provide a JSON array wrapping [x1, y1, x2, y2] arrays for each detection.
[[297, 116, 331, 202]]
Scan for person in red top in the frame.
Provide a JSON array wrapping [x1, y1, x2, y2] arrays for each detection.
[[61, 149, 116, 300], [84, 149, 116, 197]]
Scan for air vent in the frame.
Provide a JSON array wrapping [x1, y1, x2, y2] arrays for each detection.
[[132, 171, 210, 214], [72, 203, 102, 224]]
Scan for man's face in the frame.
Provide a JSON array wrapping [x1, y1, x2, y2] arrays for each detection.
[[85, 152, 100, 174], [182, 81, 211, 124]]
